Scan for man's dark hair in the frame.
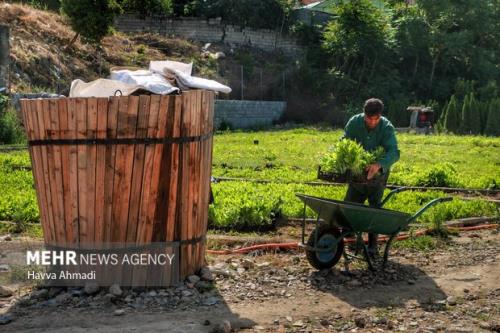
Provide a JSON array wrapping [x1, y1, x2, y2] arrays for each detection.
[[363, 98, 384, 116]]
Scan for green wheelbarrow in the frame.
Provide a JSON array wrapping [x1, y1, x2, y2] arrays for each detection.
[[296, 187, 452, 271]]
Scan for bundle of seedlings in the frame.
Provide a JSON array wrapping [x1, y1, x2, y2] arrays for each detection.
[[318, 139, 385, 183]]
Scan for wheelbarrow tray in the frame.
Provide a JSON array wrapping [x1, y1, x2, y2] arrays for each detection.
[[297, 194, 411, 235]]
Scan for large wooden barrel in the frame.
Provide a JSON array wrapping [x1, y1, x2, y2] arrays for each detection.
[[20, 90, 214, 286]]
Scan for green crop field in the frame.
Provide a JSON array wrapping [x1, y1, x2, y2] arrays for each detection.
[[0, 128, 499, 232]]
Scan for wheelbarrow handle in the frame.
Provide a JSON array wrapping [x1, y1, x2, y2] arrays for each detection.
[[380, 186, 410, 207], [407, 197, 453, 224]]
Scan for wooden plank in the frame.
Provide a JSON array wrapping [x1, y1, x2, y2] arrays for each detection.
[[94, 98, 108, 243], [166, 95, 182, 242], [136, 95, 160, 244], [111, 96, 139, 243], [23, 101, 50, 242], [36, 99, 56, 244], [76, 98, 88, 245], [127, 95, 150, 243], [49, 99, 67, 246], [43, 99, 63, 246], [149, 96, 175, 286], [179, 91, 192, 278], [133, 95, 160, 287], [67, 98, 80, 245], [103, 97, 119, 243], [125, 95, 150, 287], [86, 98, 98, 246], [147, 95, 170, 243], [58, 98, 73, 245]]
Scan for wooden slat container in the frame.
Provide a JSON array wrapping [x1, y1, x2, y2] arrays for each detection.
[[20, 90, 215, 286]]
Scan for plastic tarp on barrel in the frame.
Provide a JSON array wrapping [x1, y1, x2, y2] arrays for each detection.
[[20, 90, 214, 286]]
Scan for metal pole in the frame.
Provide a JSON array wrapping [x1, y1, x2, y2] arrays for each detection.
[[0, 24, 10, 91], [240, 65, 244, 100]]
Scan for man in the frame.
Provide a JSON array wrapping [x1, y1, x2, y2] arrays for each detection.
[[343, 98, 400, 256]]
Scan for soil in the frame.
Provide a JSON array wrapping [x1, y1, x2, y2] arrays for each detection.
[[0, 228, 499, 333]]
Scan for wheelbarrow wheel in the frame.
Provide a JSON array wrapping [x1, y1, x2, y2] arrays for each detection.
[[305, 225, 344, 270]]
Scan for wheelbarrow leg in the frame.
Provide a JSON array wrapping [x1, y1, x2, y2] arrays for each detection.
[[383, 234, 397, 267], [357, 233, 375, 271]]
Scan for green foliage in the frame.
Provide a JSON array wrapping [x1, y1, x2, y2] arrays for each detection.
[[414, 163, 459, 188], [185, 0, 294, 29], [443, 95, 460, 133], [120, 0, 173, 18], [60, 0, 122, 44], [0, 96, 26, 145], [320, 139, 384, 176], [485, 98, 500, 136], [460, 93, 481, 135]]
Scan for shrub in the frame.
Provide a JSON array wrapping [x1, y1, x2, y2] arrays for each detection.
[[414, 163, 460, 188], [60, 0, 122, 45]]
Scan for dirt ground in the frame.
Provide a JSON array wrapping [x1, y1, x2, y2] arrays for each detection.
[[0, 228, 499, 333]]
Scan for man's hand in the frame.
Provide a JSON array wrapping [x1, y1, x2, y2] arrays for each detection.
[[365, 163, 382, 180]]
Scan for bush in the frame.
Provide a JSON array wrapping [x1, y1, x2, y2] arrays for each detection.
[[414, 163, 460, 188], [0, 96, 25, 144], [60, 0, 122, 45]]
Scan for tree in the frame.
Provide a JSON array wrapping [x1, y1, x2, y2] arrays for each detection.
[[443, 95, 460, 133], [61, 0, 122, 45], [120, 0, 173, 18], [460, 93, 481, 134], [484, 99, 500, 136], [323, 0, 395, 101]]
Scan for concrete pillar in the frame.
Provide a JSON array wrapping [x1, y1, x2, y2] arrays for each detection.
[[0, 24, 10, 90]]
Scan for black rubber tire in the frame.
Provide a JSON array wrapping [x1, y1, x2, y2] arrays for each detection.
[[305, 224, 344, 270]]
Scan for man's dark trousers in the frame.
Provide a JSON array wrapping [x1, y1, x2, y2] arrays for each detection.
[[343, 174, 388, 254]]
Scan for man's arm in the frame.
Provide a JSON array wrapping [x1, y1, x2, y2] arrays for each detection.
[[378, 125, 400, 172], [342, 117, 356, 140]]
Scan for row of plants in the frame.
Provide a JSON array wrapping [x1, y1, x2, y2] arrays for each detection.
[[212, 129, 500, 189], [208, 181, 497, 231]]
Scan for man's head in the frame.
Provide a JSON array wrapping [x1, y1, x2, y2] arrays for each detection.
[[363, 98, 384, 130]]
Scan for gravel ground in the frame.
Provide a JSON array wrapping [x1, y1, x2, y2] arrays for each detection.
[[0, 228, 498, 332]]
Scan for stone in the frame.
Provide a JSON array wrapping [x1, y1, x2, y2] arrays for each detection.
[[47, 287, 63, 298], [1, 234, 12, 241], [187, 275, 200, 284], [109, 284, 122, 297], [446, 296, 457, 306], [200, 266, 214, 280], [354, 316, 366, 328], [241, 259, 254, 270], [0, 314, 13, 325], [103, 293, 115, 304], [84, 282, 99, 295], [31, 288, 49, 300], [114, 309, 126, 316], [202, 296, 219, 306], [214, 52, 226, 60], [292, 320, 304, 327], [55, 292, 72, 304], [195, 281, 213, 292], [0, 285, 14, 297], [0, 264, 9, 272], [181, 290, 193, 297]]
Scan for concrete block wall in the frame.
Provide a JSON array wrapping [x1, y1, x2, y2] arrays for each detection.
[[115, 15, 303, 57], [214, 100, 286, 129]]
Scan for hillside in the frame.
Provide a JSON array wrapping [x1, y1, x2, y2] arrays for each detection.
[[0, 3, 290, 99]]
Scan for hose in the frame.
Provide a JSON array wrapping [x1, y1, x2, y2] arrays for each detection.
[[205, 223, 498, 255]]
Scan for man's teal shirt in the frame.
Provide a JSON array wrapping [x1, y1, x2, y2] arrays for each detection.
[[343, 113, 400, 172]]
